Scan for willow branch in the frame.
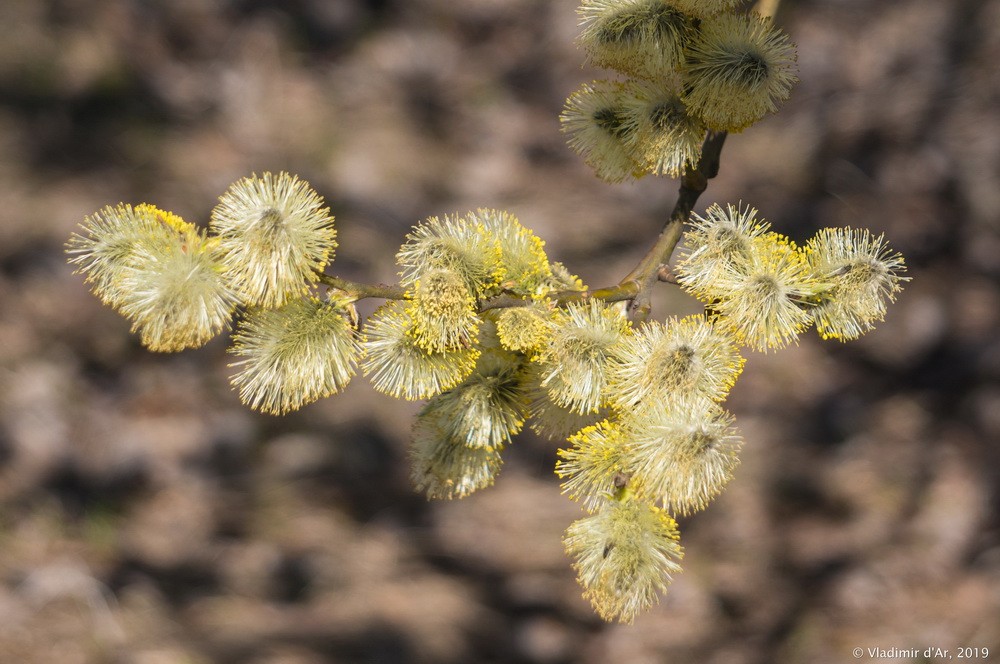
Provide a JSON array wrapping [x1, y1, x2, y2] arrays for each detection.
[[609, 0, 782, 321], [310, 0, 782, 322], [316, 272, 407, 300], [318, 267, 639, 314], [617, 130, 728, 321], [479, 281, 639, 312]]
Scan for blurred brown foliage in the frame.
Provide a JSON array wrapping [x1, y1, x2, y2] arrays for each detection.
[[0, 1, 998, 662]]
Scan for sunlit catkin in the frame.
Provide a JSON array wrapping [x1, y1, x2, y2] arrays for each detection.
[[495, 304, 556, 355], [564, 499, 683, 623], [682, 13, 797, 132], [211, 172, 337, 308], [578, 0, 693, 80], [805, 227, 908, 340], [557, 419, 634, 512], [675, 202, 772, 299], [361, 301, 478, 400], [67, 203, 194, 309], [410, 409, 505, 500], [397, 213, 503, 298], [406, 267, 480, 353], [229, 297, 359, 414], [473, 209, 553, 295], [628, 403, 742, 515], [535, 300, 631, 414], [608, 315, 744, 410], [710, 233, 822, 351], [560, 80, 644, 183], [118, 229, 237, 352], [620, 79, 706, 178]]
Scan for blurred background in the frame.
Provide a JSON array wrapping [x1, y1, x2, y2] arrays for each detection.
[[1, 0, 998, 662]]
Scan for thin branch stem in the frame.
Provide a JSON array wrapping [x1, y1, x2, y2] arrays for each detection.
[[479, 281, 639, 312], [317, 266, 639, 313], [609, 0, 782, 321], [316, 273, 407, 301], [618, 130, 728, 321]]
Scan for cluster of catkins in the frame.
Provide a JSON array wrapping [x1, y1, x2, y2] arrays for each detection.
[[562, 0, 798, 181], [558, 203, 907, 622], [68, 170, 906, 623]]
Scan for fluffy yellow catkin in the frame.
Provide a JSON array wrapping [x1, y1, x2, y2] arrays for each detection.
[[229, 297, 359, 414], [561, 80, 644, 183], [535, 300, 631, 414], [805, 227, 908, 340], [618, 78, 706, 178], [211, 172, 337, 308], [564, 499, 684, 623], [682, 13, 798, 132], [361, 301, 479, 401], [68, 204, 237, 351], [627, 402, 743, 515], [406, 267, 481, 353], [577, 0, 693, 80], [607, 315, 744, 410]]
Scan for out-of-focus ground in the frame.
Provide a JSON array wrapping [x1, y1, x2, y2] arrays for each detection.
[[1, 1, 998, 662]]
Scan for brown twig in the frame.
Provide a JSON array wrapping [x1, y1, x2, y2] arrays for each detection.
[[478, 281, 640, 312], [617, 131, 728, 321], [316, 273, 407, 301]]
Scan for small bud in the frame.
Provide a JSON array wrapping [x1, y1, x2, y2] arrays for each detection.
[[545, 262, 587, 292]]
